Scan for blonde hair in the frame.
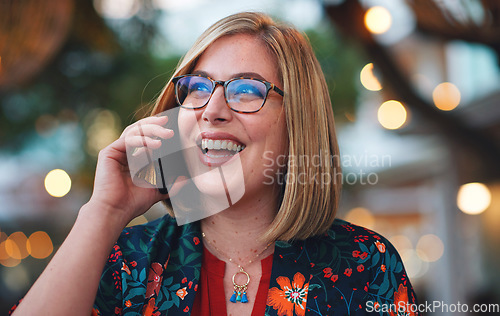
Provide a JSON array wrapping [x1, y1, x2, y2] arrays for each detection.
[[151, 12, 342, 242]]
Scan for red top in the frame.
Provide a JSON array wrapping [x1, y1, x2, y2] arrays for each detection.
[[191, 245, 274, 316]]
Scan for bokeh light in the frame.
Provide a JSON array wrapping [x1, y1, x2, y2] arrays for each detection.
[[344, 207, 375, 229], [432, 82, 461, 111], [0, 234, 10, 261], [44, 169, 72, 197], [400, 248, 428, 279], [0, 237, 21, 267], [85, 109, 121, 157], [364, 6, 392, 34], [6, 232, 29, 260], [377, 100, 407, 130], [93, 0, 140, 19], [389, 234, 413, 253], [1, 264, 30, 293], [360, 63, 382, 91], [457, 182, 491, 215], [27, 231, 54, 259], [416, 234, 444, 262]]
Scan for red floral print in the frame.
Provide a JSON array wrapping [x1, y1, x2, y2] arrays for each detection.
[[323, 267, 333, 278], [145, 263, 163, 298], [176, 287, 188, 300], [375, 241, 386, 253], [193, 237, 200, 245], [389, 284, 416, 316], [142, 297, 160, 316], [121, 262, 131, 275]]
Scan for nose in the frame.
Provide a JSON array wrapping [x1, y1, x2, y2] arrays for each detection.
[[201, 84, 233, 124]]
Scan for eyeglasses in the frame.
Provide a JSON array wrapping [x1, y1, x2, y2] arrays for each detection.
[[172, 74, 284, 113]]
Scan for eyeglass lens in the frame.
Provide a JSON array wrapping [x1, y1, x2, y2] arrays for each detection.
[[176, 76, 268, 112]]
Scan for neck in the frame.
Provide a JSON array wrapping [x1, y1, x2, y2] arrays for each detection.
[[200, 194, 277, 267]]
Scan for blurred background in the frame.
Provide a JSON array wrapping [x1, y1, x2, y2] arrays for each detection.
[[1, 0, 499, 314]]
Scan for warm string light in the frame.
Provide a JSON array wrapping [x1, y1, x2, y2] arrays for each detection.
[[44, 169, 72, 197], [457, 182, 491, 215], [360, 63, 382, 91], [432, 82, 461, 111], [364, 6, 392, 34], [0, 231, 53, 267], [377, 100, 407, 130]]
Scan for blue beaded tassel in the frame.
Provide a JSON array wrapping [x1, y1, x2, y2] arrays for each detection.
[[230, 291, 237, 303], [241, 292, 249, 303]]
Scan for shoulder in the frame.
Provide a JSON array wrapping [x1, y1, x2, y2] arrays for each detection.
[[329, 218, 395, 254], [305, 218, 397, 256], [116, 214, 202, 265], [300, 218, 406, 284], [276, 218, 402, 275], [117, 215, 176, 247]]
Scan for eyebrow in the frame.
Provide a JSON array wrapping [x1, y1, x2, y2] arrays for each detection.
[[192, 70, 268, 82]]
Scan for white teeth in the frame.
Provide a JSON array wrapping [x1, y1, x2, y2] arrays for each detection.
[[200, 139, 245, 152], [213, 140, 221, 149]]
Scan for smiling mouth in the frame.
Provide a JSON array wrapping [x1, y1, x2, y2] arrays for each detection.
[[199, 139, 246, 158]]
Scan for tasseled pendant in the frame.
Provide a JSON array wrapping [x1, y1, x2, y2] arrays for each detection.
[[231, 267, 250, 304], [230, 291, 237, 303], [241, 292, 248, 303]]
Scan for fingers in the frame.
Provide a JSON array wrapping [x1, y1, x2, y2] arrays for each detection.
[[126, 124, 174, 140], [126, 136, 162, 150], [124, 115, 174, 151], [121, 115, 169, 137]]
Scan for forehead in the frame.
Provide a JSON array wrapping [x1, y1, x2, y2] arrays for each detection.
[[193, 34, 279, 83]]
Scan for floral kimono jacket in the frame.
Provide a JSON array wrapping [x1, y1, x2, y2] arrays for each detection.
[[92, 216, 418, 316]]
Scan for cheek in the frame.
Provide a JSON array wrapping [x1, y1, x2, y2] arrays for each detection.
[[247, 109, 287, 143], [264, 112, 288, 153], [178, 109, 201, 143], [248, 113, 288, 169]]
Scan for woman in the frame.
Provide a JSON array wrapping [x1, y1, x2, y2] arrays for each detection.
[[12, 12, 418, 316]]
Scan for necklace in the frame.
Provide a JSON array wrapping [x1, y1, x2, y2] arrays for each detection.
[[201, 232, 273, 304]]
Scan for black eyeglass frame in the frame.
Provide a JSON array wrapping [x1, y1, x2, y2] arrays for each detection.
[[172, 74, 284, 114]]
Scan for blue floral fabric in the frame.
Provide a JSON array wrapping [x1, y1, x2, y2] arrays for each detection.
[[92, 215, 418, 315]]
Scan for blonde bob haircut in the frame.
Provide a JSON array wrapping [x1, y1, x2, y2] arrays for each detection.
[[150, 11, 342, 242]]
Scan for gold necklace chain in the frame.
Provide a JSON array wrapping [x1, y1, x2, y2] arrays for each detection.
[[201, 232, 273, 267], [201, 232, 274, 304]]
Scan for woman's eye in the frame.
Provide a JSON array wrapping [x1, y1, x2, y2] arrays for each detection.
[[189, 82, 211, 93], [234, 84, 264, 98]]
